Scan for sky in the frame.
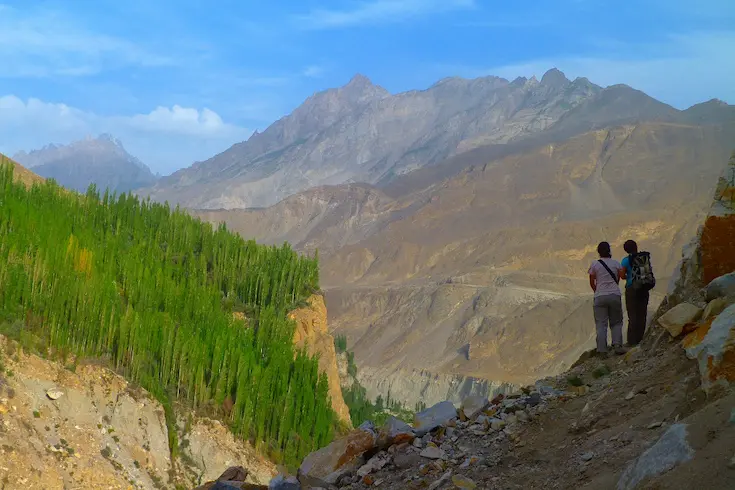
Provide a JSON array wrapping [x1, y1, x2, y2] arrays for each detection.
[[0, 0, 734, 175]]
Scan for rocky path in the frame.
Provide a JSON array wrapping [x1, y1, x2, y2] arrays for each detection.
[[280, 273, 735, 490]]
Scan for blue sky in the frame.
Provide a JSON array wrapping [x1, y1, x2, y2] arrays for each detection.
[[1, 0, 734, 175]]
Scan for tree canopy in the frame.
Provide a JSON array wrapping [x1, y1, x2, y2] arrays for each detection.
[[0, 162, 336, 465]]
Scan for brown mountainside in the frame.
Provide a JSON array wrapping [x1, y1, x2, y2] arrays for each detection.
[[196, 121, 735, 406], [1, 153, 44, 187]]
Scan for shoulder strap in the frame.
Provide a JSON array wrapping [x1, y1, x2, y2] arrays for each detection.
[[598, 259, 619, 284]]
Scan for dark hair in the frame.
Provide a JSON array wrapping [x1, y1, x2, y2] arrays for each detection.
[[623, 240, 638, 254], [597, 241, 612, 258]]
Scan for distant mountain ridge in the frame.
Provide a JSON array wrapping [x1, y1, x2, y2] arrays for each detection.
[[138, 68, 735, 210], [14, 134, 157, 194]]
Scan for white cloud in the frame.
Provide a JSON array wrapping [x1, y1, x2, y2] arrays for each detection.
[[296, 0, 476, 29], [0, 4, 172, 77], [0, 96, 251, 174], [456, 31, 735, 109], [303, 65, 326, 78]]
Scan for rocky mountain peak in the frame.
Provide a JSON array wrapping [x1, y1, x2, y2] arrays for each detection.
[[540, 67, 570, 88], [339, 73, 390, 102], [13, 135, 156, 193]]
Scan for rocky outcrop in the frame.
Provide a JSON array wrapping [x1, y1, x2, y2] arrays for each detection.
[[289, 294, 352, 426], [0, 334, 275, 489], [654, 152, 735, 395]]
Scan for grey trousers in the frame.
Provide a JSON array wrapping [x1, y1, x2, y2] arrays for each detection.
[[593, 294, 624, 352]]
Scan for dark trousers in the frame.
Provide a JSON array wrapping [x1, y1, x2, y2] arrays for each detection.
[[625, 287, 649, 345]]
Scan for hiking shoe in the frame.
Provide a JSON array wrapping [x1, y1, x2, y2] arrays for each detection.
[[614, 346, 628, 356]]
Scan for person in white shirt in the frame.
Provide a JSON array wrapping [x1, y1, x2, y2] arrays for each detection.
[[587, 241, 626, 356]]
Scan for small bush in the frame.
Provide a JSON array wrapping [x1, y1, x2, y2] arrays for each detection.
[[591, 365, 611, 379], [567, 376, 584, 387]]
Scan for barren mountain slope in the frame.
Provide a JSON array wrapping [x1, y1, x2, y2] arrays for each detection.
[[1, 153, 44, 187], [143, 70, 689, 210], [197, 122, 735, 406]]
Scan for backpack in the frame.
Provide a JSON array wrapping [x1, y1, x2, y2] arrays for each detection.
[[629, 252, 656, 291]]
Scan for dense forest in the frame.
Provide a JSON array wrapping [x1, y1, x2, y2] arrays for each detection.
[[0, 161, 336, 466]]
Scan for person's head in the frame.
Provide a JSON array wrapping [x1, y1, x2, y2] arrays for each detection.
[[597, 241, 612, 258], [623, 240, 638, 255]]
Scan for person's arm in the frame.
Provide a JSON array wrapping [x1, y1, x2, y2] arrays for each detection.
[[589, 274, 596, 292], [619, 258, 628, 281]]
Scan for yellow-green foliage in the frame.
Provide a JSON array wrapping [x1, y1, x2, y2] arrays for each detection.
[[0, 163, 334, 464]]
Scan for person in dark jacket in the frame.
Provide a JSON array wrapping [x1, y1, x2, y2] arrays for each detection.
[[620, 239, 651, 346]]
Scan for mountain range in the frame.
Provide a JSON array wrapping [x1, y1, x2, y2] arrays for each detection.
[[13, 68, 735, 406], [140, 69, 734, 210], [13, 134, 158, 194], [185, 69, 735, 405]]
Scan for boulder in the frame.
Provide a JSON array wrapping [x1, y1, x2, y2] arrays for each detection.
[[617, 424, 694, 490], [702, 296, 735, 321], [195, 466, 268, 490], [705, 272, 735, 301], [298, 422, 377, 485], [684, 304, 735, 393], [377, 416, 415, 448], [268, 475, 300, 490], [460, 395, 489, 420], [657, 303, 703, 337], [413, 401, 457, 436]]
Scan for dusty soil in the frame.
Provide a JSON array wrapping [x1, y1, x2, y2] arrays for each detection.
[[346, 326, 735, 490], [0, 335, 275, 489]]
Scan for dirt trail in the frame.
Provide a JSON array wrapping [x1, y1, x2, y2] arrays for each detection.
[[333, 327, 734, 490]]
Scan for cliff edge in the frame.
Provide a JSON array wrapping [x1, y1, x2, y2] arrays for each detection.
[[290, 295, 353, 427]]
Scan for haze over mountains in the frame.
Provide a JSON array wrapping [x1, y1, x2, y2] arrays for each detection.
[[140, 68, 734, 210], [13, 134, 158, 194]]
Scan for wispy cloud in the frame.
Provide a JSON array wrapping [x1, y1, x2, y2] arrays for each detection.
[[0, 4, 172, 78], [303, 65, 326, 78], [0, 95, 251, 174], [436, 30, 735, 109], [296, 0, 476, 29]]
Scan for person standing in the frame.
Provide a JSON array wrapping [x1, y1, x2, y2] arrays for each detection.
[[588, 242, 626, 356], [620, 240, 656, 346]]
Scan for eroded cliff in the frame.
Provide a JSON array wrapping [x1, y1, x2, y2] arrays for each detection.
[[289, 295, 352, 426]]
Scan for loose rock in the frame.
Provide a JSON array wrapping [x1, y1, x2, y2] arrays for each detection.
[[617, 424, 694, 490], [420, 446, 445, 460], [452, 475, 477, 489], [684, 303, 735, 392], [460, 395, 489, 420], [357, 451, 391, 477], [427, 470, 452, 490], [298, 422, 377, 484], [581, 452, 594, 462], [377, 417, 415, 448], [413, 401, 457, 436], [45, 388, 64, 400], [657, 303, 703, 337], [704, 272, 735, 301]]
